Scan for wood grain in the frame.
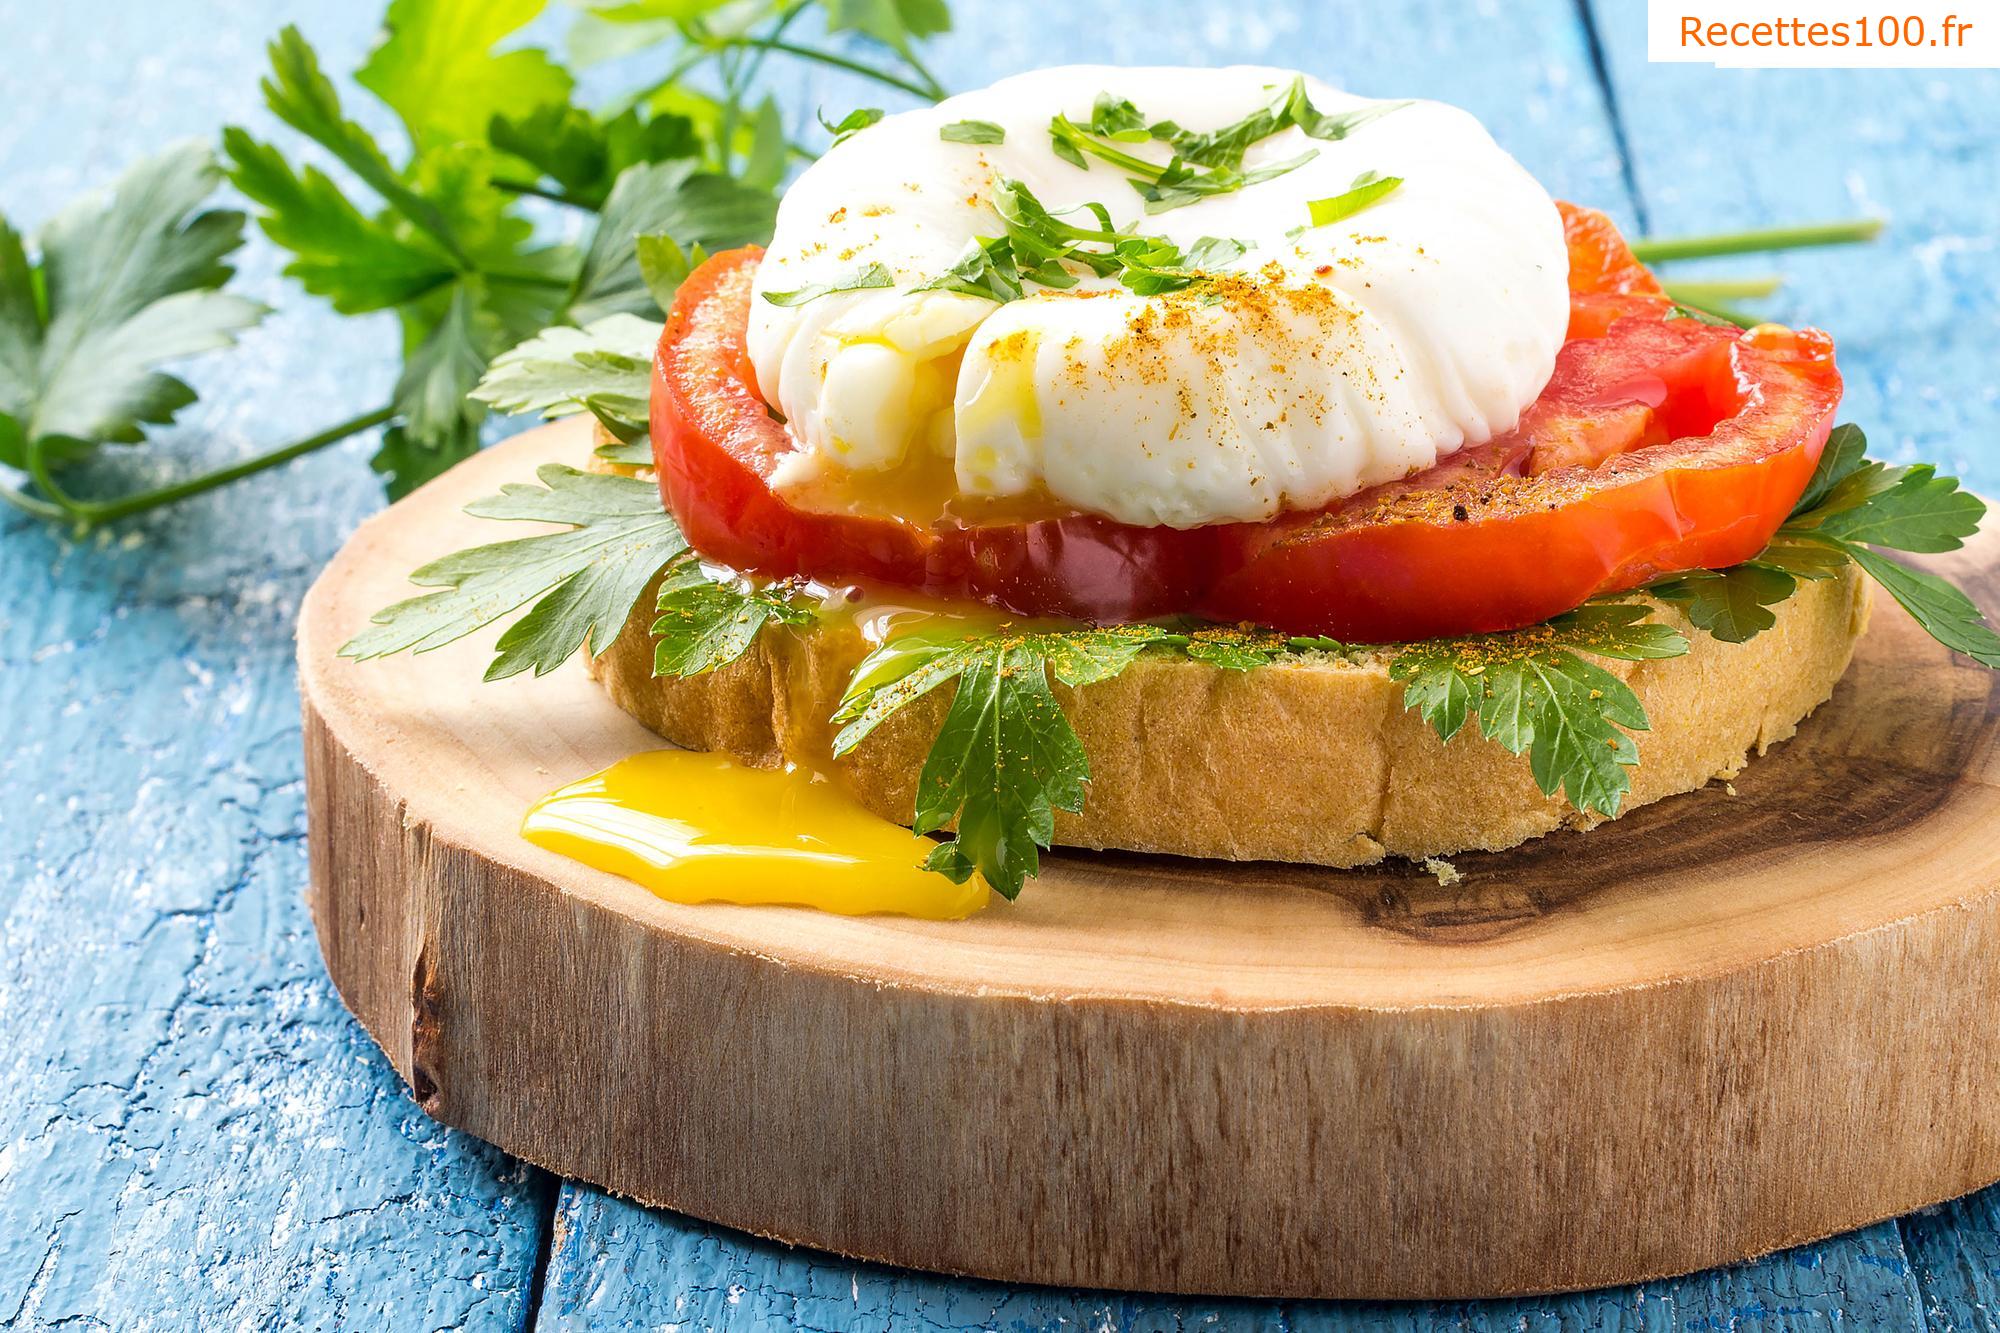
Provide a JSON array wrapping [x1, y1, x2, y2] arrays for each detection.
[[298, 421, 2000, 1300]]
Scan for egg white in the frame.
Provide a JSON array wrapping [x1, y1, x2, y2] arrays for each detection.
[[747, 65, 1569, 529]]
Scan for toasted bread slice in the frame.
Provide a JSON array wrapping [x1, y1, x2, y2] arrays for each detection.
[[586, 563, 1871, 867]]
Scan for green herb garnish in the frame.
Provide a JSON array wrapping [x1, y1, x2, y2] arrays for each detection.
[[832, 626, 1174, 895], [1651, 424, 2000, 664], [761, 261, 897, 306], [470, 311, 660, 442], [1306, 171, 1402, 228], [0, 144, 267, 491], [940, 119, 1006, 144], [953, 178, 1248, 298], [820, 106, 886, 146], [912, 237, 1024, 303], [340, 465, 684, 681], [1389, 605, 1690, 817], [652, 560, 816, 676], [1048, 78, 1407, 215]]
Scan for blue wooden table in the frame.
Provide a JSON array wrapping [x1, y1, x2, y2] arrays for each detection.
[[2, 1, 1996, 1327]]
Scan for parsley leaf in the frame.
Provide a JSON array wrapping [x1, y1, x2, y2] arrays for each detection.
[[1389, 604, 1689, 816], [1648, 563, 1800, 643], [355, 0, 573, 152], [1050, 78, 1406, 215], [821, 106, 886, 146], [0, 144, 267, 473], [381, 283, 499, 496], [565, 160, 775, 324], [986, 178, 1249, 295], [1809, 462, 1985, 553], [1112, 234, 1247, 295], [1282, 84, 1410, 147], [1843, 544, 2000, 667], [1307, 171, 1402, 228], [822, 0, 953, 57], [489, 103, 702, 209], [342, 464, 685, 680], [651, 560, 815, 677], [831, 625, 1171, 896], [1641, 425, 1998, 667], [471, 312, 659, 440], [253, 26, 476, 269], [1087, 94, 1149, 142], [912, 237, 1023, 303], [222, 128, 455, 315], [940, 119, 1005, 144], [1048, 114, 1318, 215], [762, 262, 896, 306], [635, 235, 706, 312]]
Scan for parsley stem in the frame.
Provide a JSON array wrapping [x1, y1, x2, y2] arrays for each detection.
[[1052, 118, 1166, 180], [731, 39, 939, 101], [895, 46, 949, 101], [0, 482, 66, 522], [1631, 218, 1882, 263], [1663, 290, 1759, 327], [1661, 276, 1783, 302], [20, 403, 397, 527], [720, 0, 810, 166], [490, 176, 597, 211], [484, 267, 575, 290]]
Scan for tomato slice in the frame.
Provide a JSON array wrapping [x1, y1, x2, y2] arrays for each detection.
[[651, 246, 1234, 621], [650, 204, 1842, 641]]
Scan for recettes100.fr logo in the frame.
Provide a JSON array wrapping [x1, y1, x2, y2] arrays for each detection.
[[1648, 3, 1993, 66]]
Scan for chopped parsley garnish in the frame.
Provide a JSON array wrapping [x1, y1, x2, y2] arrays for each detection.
[[761, 261, 896, 306], [912, 236, 1024, 303], [920, 177, 1248, 300], [939, 119, 1005, 144], [820, 106, 885, 146], [1086, 93, 1149, 142], [1306, 171, 1402, 227], [1048, 77, 1408, 214]]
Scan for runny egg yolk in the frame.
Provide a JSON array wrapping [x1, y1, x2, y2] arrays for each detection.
[[523, 749, 989, 920], [816, 292, 986, 473]]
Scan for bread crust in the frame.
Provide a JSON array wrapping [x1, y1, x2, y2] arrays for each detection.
[[587, 567, 1872, 868]]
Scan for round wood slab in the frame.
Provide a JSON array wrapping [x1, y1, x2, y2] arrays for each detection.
[[298, 420, 2000, 1300]]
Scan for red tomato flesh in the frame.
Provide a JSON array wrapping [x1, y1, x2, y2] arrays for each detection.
[[650, 203, 1842, 641]]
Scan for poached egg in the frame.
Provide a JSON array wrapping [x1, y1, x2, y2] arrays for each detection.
[[746, 65, 1569, 529]]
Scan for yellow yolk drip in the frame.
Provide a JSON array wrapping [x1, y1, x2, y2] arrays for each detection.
[[954, 332, 1042, 494], [522, 750, 989, 919]]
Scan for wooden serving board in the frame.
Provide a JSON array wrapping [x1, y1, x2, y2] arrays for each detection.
[[298, 420, 2000, 1301]]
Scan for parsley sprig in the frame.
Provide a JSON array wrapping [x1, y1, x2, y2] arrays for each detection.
[[831, 625, 1174, 893], [1650, 424, 2000, 665], [1388, 605, 1688, 816], [1, 0, 950, 528], [340, 465, 684, 680]]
